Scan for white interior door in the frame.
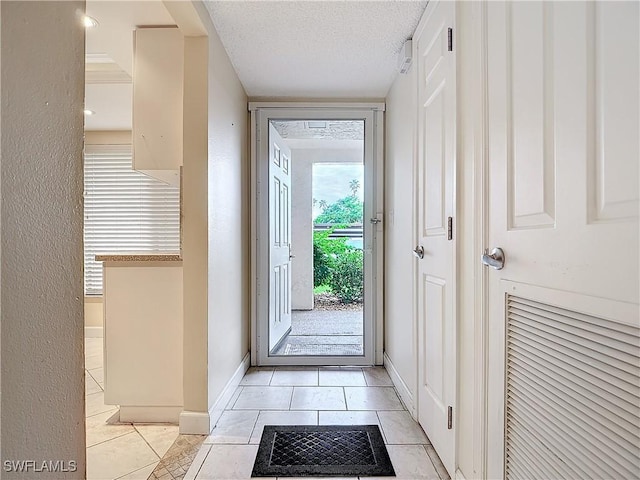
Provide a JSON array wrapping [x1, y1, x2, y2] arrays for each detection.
[[268, 124, 292, 352], [485, 2, 639, 478], [415, 1, 456, 476]]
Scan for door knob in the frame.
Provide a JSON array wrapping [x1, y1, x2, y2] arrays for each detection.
[[413, 246, 425, 259], [482, 247, 505, 270]]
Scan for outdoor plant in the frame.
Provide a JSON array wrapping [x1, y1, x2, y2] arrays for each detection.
[[313, 178, 364, 303], [329, 249, 364, 303], [313, 228, 350, 287]]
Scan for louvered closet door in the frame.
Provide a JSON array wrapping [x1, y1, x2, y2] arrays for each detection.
[[485, 2, 640, 479]]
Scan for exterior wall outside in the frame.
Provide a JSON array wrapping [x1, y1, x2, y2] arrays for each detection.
[[1, 1, 86, 476], [291, 151, 313, 310], [289, 148, 364, 310], [383, 65, 417, 412]]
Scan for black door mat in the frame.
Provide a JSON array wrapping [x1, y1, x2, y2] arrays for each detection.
[[251, 424, 396, 477]]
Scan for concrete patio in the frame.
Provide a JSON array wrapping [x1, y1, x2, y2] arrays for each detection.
[[272, 309, 364, 356]]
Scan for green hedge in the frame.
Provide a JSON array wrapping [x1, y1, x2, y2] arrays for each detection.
[[313, 229, 363, 303]]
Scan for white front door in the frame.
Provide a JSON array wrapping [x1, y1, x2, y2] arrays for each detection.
[[415, 1, 457, 476], [486, 2, 639, 478], [253, 106, 382, 366], [268, 124, 293, 352]]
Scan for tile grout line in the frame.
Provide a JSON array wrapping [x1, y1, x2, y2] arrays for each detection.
[[113, 461, 159, 480], [374, 410, 388, 444], [288, 386, 294, 410], [423, 444, 446, 480], [132, 424, 164, 460], [247, 410, 261, 445], [86, 430, 136, 450], [191, 445, 213, 480], [85, 408, 118, 420], [85, 368, 103, 388], [342, 386, 349, 411]]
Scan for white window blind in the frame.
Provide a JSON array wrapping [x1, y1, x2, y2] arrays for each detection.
[[83, 145, 180, 296]]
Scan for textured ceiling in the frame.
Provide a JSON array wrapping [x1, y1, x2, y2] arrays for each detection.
[[203, 0, 428, 98]]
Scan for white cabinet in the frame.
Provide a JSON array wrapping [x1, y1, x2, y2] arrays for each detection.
[[133, 27, 183, 186]]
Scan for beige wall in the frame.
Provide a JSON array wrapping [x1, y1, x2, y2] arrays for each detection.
[[202, 15, 250, 413], [182, 34, 210, 422], [84, 298, 104, 328], [1, 1, 86, 476], [183, 2, 250, 423], [384, 67, 417, 412]]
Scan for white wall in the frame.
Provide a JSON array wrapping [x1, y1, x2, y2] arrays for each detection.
[[384, 69, 417, 412], [1, 1, 86, 476]]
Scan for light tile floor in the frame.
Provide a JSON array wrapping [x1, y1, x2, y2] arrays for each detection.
[[184, 366, 449, 480], [85, 338, 180, 480]]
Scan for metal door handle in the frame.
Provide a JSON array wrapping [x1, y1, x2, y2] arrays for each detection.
[[413, 246, 425, 259], [482, 247, 505, 270], [370, 217, 382, 225]]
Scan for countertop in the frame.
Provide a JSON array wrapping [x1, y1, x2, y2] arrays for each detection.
[[95, 253, 182, 262]]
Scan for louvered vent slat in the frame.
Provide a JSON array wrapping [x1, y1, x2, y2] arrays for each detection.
[[509, 328, 638, 400], [508, 413, 596, 479], [509, 372, 637, 476], [510, 315, 638, 378], [505, 295, 640, 480], [509, 350, 639, 445], [507, 427, 578, 480]]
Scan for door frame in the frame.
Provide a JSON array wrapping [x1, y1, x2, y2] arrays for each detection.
[[249, 102, 385, 366]]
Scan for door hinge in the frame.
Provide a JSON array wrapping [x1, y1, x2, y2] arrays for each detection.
[[447, 406, 453, 429], [447, 28, 453, 52], [447, 216, 453, 240]]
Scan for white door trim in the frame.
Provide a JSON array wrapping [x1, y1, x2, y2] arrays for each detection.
[[249, 104, 384, 366]]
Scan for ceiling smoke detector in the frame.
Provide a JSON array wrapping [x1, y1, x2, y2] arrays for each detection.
[[397, 39, 413, 74]]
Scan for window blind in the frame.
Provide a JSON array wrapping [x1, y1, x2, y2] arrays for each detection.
[[83, 145, 180, 295]]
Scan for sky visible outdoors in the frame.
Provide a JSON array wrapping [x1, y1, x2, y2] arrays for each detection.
[[312, 163, 364, 220]]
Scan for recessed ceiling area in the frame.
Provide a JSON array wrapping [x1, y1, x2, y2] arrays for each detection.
[[84, 1, 176, 131], [203, 1, 428, 98]]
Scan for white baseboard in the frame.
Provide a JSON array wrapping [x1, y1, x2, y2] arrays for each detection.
[[208, 352, 251, 431], [179, 410, 211, 435], [383, 352, 415, 418], [119, 406, 181, 423], [84, 326, 103, 338], [179, 352, 250, 435]]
